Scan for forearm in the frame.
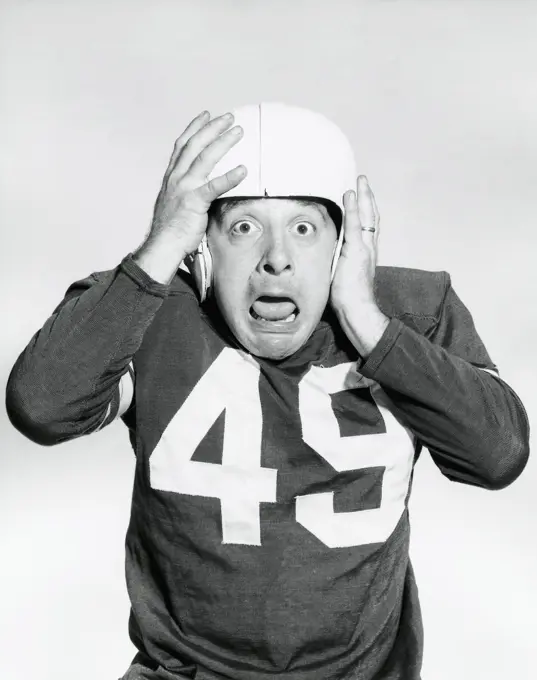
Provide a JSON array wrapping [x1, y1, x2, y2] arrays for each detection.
[[6, 255, 169, 445], [355, 318, 529, 489]]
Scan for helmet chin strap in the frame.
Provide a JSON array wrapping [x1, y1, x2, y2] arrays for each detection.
[[189, 227, 344, 303]]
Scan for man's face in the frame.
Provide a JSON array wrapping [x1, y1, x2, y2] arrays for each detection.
[[207, 198, 338, 360]]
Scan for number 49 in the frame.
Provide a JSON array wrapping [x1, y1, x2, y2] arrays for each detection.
[[150, 348, 415, 549]]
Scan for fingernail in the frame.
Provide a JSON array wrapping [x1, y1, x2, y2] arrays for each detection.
[[230, 125, 242, 135], [222, 112, 233, 121]]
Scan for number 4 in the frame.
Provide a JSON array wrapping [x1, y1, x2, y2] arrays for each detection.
[[150, 348, 415, 548], [150, 348, 277, 546]]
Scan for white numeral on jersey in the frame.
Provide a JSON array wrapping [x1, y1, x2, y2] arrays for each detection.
[[296, 363, 416, 547], [150, 348, 278, 545], [150, 351, 415, 548]]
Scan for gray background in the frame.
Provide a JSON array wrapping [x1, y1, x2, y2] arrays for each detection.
[[1, 1, 536, 679]]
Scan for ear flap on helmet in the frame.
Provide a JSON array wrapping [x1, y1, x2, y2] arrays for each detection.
[[184, 236, 213, 302], [330, 227, 344, 282]]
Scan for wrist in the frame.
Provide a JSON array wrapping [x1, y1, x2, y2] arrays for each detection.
[[133, 231, 189, 286], [335, 303, 390, 359]]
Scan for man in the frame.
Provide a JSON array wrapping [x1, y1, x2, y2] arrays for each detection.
[[6, 103, 530, 680]]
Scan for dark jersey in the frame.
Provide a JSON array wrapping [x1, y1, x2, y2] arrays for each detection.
[[6, 255, 530, 680]]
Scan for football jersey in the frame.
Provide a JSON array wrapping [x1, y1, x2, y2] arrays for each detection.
[[6, 255, 530, 680]]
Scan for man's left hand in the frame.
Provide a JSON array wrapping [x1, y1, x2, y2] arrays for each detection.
[[330, 176, 390, 359]]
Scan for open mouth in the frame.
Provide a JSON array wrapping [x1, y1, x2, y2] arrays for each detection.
[[249, 296, 299, 324]]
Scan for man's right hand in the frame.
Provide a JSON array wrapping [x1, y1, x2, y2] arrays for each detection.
[[133, 110, 246, 284]]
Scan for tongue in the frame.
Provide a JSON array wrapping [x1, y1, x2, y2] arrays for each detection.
[[252, 298, 296, 321]]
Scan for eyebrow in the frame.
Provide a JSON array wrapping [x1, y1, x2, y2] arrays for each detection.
[[216, 198, 328, 221], [218, 199, 253, 219]]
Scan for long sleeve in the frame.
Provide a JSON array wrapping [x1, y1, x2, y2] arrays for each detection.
[[6, 255, 170, 446], [359, 285, 530, 490]]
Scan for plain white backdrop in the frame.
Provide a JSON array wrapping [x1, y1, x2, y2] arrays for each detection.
[[1, 1, 536, 679]]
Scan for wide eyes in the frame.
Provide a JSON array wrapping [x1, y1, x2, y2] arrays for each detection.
[[230, 220, 260, 236], [291, 221, 315, 236], [229, 219, 316, 236]]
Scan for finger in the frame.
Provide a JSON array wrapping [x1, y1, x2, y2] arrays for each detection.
[[365, 178, 381, 244], [356, 176, 377, 250], [369, 185, 380, 225], [357, 176, 376, 227], [165, 110, 210, 176], [188, 124, 243, 178], [173, 112, 236, 178], [195, 165, 248, 205], [342, 189, 363, 245]]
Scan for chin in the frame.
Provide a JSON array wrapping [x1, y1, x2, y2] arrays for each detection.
[[250, 344, 298, 361], [241, 325, 313, 362]]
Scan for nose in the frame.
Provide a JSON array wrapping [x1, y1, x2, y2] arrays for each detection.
[[259, 233, 293, 276]]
